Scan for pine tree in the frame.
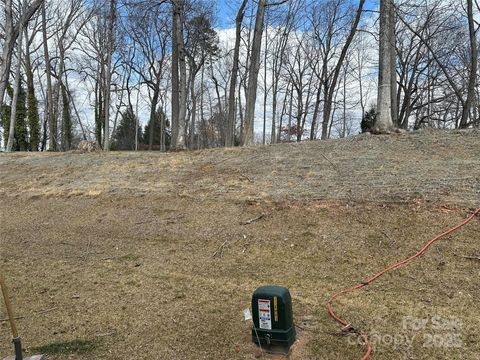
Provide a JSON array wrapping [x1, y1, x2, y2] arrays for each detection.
[[143, 108, 170, 148], [112, 107, 142, 150], [361, 107, 377, 133]]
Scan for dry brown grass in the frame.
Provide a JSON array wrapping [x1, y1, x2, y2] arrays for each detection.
[[0, 129, 479, 360]]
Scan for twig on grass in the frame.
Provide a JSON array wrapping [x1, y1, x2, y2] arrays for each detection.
[[96, 330, 117, 337], [36, 307, 57, 315], [241, 214, 265, 225], [0, 315, 24, 323], [240, 174, 254, 183], [321, 153, 338, 171], [0, 307, 57, 323], [83, 239, 92, 261], [213, 240, 229, 258], [459, 255, 480, 261]]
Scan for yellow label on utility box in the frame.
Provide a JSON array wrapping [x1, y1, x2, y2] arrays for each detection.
[[274, 296, 278, 321]]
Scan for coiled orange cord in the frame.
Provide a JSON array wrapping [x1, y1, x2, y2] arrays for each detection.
[[327, 207, 480, 359]]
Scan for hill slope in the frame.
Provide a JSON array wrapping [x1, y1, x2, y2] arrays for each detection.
[[0, 129, 479, 360]]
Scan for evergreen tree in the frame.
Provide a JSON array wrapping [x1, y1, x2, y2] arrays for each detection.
[[112, 107, 142, 150], [143, 108, 170, 148], [361, 106, 377, 133]]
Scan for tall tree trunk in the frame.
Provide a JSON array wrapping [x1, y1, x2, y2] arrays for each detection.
[[461, 0, 477, 128], [226, 0, 248, 147], [278, 82, 290, 142], [263, 22, 268, 145], [53, 43, 66, 149], [171, 0, 186, 149], [42, 1, 56, 150], [95, 72, 103, 146], [310, 85, 322, 140], [177, 6, 187, 149], [198, 65, 205, 149], [375, 0, 395, 132], [24, 28, 40, 151], [171, 2, 180, 148], [148, 89, 160, 150], [103, 0, 116, 151], [389, 0, 398, 127], [288, 83, 293, 142], [0, 0, 15, 114], [61, 84, 72, 150], [6, 35, 24, 152], [241, 0, 266, 146], [189, 69, 196, 149]]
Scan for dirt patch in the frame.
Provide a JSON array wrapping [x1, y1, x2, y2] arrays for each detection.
[[1, 129, 479, 359]]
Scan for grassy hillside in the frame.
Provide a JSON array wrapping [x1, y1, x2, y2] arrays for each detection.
[[1, 129, 479, 359]]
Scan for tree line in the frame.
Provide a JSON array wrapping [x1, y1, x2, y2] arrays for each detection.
[[0, 0, 479, 152]]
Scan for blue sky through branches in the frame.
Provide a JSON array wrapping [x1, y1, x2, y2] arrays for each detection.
[[215, 0, 379, 29]]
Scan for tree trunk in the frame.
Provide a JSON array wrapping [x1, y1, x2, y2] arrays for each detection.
[[375, 0, 395, 132], [61, 84, 72, 150], [310, 85, 321, 140], [24, 28, 40, 151], [178, 20, 187, 149], [42, 1, 56, 150], [461, 0, 477, 128], [0, 0, 15, 114], [226, 0, 248, 147], [171, 2, 180, 148], [189, 66, 196, 149], [263, 22, 268, 145], [241, 0, 266, 146], [148, 88, 160, 150], [103, 0, 116, 151], [389, 0, 398, 127], [171, 0, 186, 149], [6, 24, 24, 152], [53, 43, 66, 149]]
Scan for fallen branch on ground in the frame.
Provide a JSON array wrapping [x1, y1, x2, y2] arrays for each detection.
[[459, 255, 480, 261], [0, 315, 24, 323], [241, 214, 264, 225], [212, 240, 229, 257]]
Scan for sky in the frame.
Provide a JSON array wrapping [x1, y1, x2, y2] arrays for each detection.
[[214, 0, 379, 29]]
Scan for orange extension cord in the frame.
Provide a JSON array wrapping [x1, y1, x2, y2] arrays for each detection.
[[327, 207, 480, 360]]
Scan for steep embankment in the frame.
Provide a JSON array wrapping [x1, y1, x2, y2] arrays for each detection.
[[1, 129, 479, 205]]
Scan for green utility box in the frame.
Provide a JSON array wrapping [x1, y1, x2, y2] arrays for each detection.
[[251, 285, 296, 352]]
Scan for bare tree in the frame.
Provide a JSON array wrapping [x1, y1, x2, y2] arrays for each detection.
[[374, 0, 395, 132], [225, 0, 248, 147], [6, 0, 27, 151], [122, 1, 170, 150], [171, 0, 187, 149], [309, 0, 366, 140], [0, 0, 44, 112], [103, 0, 116, 150], [241, 0, 266, 146]]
